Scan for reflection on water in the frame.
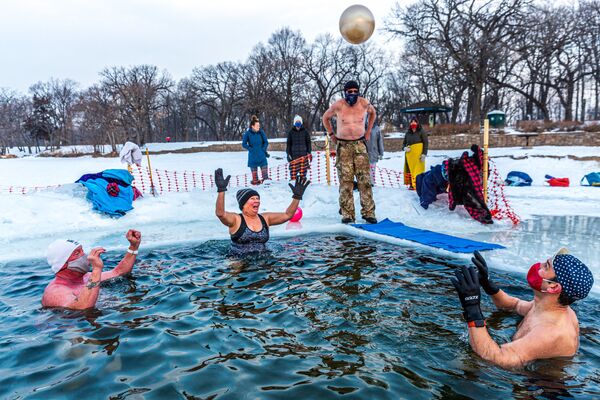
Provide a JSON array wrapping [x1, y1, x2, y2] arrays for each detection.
[[485, 215, 600, 279], [0, 230, 599, 399]]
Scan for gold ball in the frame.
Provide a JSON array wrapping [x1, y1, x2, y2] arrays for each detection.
[[339, 4, 375, 45]]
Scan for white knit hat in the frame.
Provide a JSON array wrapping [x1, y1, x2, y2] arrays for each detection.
[[46, 239, 80, 273], [293, 115, 302, 124]]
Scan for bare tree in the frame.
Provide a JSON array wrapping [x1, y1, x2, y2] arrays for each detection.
[[29, 78, 79, 146], [100, 65, 173, 144], [387, 0, 531, 124], [302, 34, 355, 130], [0, 89, 31, 154], [189, 62, 246, 140]]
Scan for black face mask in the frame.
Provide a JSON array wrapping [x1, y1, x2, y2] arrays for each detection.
[[345, 92, 359, 106]]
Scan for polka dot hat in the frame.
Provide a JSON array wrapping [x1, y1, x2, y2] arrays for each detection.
[[552, 249, 594, 302]]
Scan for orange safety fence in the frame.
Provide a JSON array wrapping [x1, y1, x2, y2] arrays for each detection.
[[0, 152, 518, 224]]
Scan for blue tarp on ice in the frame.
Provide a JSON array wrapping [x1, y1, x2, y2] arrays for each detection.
[[352, 218, 505, 253]]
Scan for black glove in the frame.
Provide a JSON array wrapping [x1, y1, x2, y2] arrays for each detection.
[[289, 175, 310, 200], [265, 151, 270, 158], [214, 168, 231, 192], [451, 265, 484, 323], [472, 250, 500, 295]]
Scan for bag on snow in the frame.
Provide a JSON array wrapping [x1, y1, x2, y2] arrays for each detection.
[[545, 175, 570, 187], [505, 171, 532, 186], [580, 172, 600, 187]]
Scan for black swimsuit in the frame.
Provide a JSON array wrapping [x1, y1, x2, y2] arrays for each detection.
[[230, 214, 270, 255]]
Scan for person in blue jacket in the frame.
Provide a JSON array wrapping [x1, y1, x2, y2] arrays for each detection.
[[242, 115, 270, 185]]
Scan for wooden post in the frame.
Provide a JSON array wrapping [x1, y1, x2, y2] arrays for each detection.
[[325, 135, 331, 186], [483, 119, 489, 203], [146, 148, 157, 196]]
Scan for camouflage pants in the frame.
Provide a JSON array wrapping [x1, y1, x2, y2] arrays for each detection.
[[336, 140, 376, 219]]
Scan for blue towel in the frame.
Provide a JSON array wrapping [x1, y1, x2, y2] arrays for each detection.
[[352, 218, 504, 253]]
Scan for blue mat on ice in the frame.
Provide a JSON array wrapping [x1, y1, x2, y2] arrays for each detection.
[[352, 218, 505, 253]]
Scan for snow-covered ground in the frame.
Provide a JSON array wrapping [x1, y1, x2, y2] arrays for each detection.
[[4, 137, 291, 157], [1, 145, 598, 294]]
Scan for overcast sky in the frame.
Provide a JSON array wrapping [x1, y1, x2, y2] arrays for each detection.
[[0, 0, 409, 93]]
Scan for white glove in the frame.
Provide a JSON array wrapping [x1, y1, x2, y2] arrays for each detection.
[[404, 146, 411, 153], [420, 154, 426, 162]]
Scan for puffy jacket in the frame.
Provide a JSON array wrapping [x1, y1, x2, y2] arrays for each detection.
[[242, 128, 269, 168], [286, 126, 311, 161]]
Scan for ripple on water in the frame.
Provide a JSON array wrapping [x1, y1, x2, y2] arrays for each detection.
[[0, 232, 599, 399]]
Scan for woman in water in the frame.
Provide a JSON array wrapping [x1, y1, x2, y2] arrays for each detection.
[[214, 168, 310, 255]]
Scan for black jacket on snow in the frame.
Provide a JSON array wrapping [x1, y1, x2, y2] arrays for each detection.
[[286, 126, 312, 161]]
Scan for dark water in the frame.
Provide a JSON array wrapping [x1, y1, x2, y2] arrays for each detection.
[[1, 235, 599, 399]]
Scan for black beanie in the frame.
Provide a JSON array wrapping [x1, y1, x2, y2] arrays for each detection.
[[236, 188, 260, 210], [344, 80, 359, 92]]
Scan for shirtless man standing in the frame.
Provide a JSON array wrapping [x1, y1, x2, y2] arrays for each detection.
[[322, 80, 377, 224], [451, 249, 594, 369], [42, 230, 142, 310]]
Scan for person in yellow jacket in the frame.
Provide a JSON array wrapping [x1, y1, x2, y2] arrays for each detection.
[[403, 117, 429, 189]]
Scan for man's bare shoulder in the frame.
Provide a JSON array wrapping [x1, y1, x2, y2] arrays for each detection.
[[330, 99, 345, 110], [516, 313, 579, 356], [42, 281, 78, 307]]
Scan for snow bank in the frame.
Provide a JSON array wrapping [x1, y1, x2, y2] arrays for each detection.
[[1, 146, 598, 295]]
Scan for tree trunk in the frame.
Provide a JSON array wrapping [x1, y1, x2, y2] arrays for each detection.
[[470, 81, 483, 124], [564, 80, 575, 121], [581, 76, 586, 122], [595, 77, 599, 120]]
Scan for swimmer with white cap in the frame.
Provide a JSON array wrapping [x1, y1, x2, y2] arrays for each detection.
[[451, 248, 594, 368], [41, 230, 142, 310]]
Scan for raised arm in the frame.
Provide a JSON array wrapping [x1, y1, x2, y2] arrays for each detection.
[[471, 251, 532, 316], [100, 230, 141, 281], [67, 248, 105, 309], [214, 168, 237, 227], [263, 176, 310, 226], [468, 323, 566, 369], [264, 198, 301, 226], [451, 265, 542, 369]]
